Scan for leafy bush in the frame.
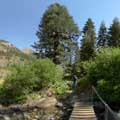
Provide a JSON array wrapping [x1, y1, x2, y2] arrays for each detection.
[[30, 59, 59, 89], [0, 63, 36, 104], [52, 80, 69, 95], [87, 48, 120, 102], [78, 77, 91, 90], [0, 59, 67, 104], [74, 61, 92, 90]]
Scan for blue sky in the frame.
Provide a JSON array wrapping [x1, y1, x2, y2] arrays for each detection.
[[0, 0, 120, 49]]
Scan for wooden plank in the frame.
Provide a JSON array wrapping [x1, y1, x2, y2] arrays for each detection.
[[69, 102, 97, 120]]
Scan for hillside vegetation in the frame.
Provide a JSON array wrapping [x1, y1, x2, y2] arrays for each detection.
[[0, 59, 69, 104], [0, 40, 35, 78]]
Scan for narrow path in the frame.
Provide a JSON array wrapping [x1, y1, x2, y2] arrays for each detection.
[[69, 91, 97, 120]]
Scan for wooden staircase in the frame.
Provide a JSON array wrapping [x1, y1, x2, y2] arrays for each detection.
[[69, 92, 97, 120], [70, 102, 96, 120]]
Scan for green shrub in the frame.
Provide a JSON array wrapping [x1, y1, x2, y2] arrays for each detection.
[[74, 61, 92, 90], [30, 59, 58, 89], [74, 61, 92, 78], [78, 77, 91, 90], [51, 65, 69, 95], [87, 48, 120, 102], [0, 59, 67, 104], [0, 63, 36, 104], [52, 80, 69, 95]]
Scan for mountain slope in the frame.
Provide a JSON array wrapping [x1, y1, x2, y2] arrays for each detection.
[[0, 40, 34, 78], [22, 48, 33, 55]]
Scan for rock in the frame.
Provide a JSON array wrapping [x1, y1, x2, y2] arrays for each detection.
[[56, 102, 63, 108], [94, 101, 105, 112], [117, 112, 120, 118], [47, 91, 53, 97], [0, 115, 4, 120], [4, 115, 10, 120], [24, 113, 31, 119], [59, 110, 63, 115], [34, 115, 39, 119], [40, 97, 57, 108], [15, 114, 24, 120], [93, 102, 105, 120], [48, 115, 55, 120], [39, 98, 46, 103], [33, 108, 37, 112]]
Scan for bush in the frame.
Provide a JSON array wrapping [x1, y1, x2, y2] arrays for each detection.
[[74, 61, 92, 90], [52, 80, 69, 95], [30, 59, 60, 90], [0, 59, 66, 104], [78, 77, 91, 90], [0, 63, 36, 104], [87, 48, 120, 102]]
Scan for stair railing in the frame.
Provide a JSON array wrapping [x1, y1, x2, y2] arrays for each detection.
[[92, 86, 120, 120]]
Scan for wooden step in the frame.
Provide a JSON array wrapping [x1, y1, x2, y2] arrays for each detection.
[[69, 101, 96, 120], [71, 112, 95, 115]]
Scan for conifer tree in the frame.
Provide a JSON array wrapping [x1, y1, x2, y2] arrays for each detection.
[[80, 18, 96, 61], [108, 18, 120, 47], [32, 3, 79, 64], [97, 21, 107, 47]]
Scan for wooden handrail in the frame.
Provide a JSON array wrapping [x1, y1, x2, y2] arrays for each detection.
[[92, 86, 120, 120]]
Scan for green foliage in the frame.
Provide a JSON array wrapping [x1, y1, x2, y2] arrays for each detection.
[[97, 21, 107, 47], [0, 63, 36, 104], [74, 61, 92, 90], [74, 61, 91, 78], [0, 59, 67, 104], [87, 48, 120, 102], [52, 80, 69, 95], [50, 65, 69, 95], [80, 18, 96, 61], [33, 3, 79, 64], [108, 17, 120, 47], [64, 64, 73, 80], [78, 77, 91, 90], [30, 59, 58, 89]]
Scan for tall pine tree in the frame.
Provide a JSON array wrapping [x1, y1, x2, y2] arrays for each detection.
[[108, 18, 120, 47], [32, 3, 79, 64], [97, 21, 107, 47], [80, 18, 96, 61]]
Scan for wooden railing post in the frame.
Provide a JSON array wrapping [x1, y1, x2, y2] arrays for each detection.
[[92, 86, 120, 120], [105, 105, 108, 120]]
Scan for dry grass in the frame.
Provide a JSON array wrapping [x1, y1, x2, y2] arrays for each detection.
[[0, 79, 4, 86]]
